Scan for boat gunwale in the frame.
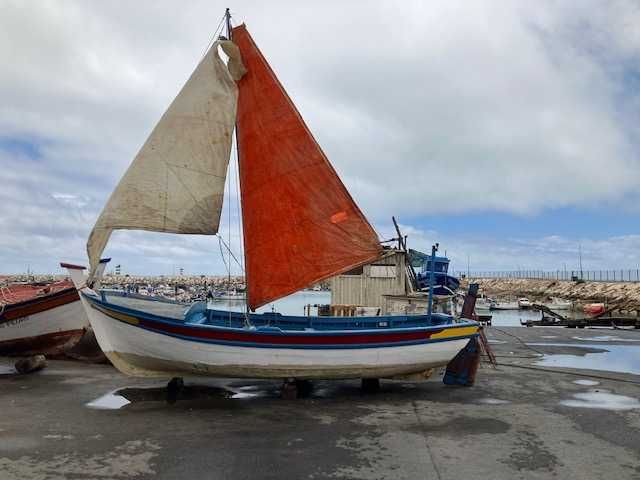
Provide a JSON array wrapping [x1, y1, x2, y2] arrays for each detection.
[[0, 287, 79, 322], [83, 290, 479, 337]]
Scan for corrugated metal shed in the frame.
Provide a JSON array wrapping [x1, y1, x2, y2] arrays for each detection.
[[330, 250, 411, 309]]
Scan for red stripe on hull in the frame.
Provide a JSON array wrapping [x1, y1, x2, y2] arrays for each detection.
[[138, 318, 444, 345], [0, 289, 80, 322], [0, 329, 85, 356]]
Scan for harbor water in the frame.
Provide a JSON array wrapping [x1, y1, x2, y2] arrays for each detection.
[[209, 290, 331, 316], [212, 290, 547, 326]]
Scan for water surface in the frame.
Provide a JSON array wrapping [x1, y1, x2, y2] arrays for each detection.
[[531, 343, 640, 375]]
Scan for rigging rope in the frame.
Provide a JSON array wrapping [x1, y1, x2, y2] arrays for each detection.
[[233, 134, 244, 273], [215, 233, 243, 271], [201, 12, 228, 60], [217, 235, 231, 276]]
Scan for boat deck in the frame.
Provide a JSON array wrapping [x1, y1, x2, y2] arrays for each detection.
[[104, 292, 187, 320], [97, 290, 469, 332]]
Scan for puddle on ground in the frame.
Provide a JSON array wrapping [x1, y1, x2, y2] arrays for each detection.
[[573, 379, 600, 386], [84, 379, 428, 407], [231, 392, 260, 399], [0, 365, 16, 375], [229, 385, 271, 399], [86, 382, 275, 409], [86, 390, 131, 410], [560, 391, 640, 411], [476, 397, 511, 405], [530, 343, 640, 375], [572, 336, 640, 342]]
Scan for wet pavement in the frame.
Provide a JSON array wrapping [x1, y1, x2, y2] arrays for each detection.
[[1, 326, 640, 479]]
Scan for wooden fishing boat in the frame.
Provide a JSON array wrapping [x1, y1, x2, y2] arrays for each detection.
[[64, 11, 479, 380], [0, 280, 89, 356], [415, 254, 460, 296]]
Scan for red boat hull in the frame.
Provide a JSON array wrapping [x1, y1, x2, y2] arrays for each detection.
[[0, 329, 85, 357]]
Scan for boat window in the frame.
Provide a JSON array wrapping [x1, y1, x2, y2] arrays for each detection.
[[342, 265, 363, 276]]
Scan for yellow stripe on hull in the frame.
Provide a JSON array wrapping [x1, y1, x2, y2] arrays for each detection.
[[431, 325, 479, 340]]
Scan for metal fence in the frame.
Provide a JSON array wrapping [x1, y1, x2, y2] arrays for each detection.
[[455, 270, 640, 283]]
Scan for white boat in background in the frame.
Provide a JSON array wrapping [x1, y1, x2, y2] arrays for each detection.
[[546, 298, 572, 310], [474, 295, 493, 312], [490, 300, 519, 311], [213, 291, 246, 301], [517, 297, 532, 309]]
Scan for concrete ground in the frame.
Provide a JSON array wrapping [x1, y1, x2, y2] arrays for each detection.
[[1, 326, 639, 479]]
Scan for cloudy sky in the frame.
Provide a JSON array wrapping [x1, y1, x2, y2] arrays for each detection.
[[2, 0, 640, 276]]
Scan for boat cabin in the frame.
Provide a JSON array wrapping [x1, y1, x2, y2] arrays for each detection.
[[422, 255, 451, 274]]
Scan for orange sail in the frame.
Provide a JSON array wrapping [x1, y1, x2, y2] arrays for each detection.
[[233, 25, 383, 310]]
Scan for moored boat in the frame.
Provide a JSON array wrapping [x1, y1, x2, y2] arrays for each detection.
[[65, 12, 479, 381], [474, 294, 493, 312], [0, 280, 89, 356], [490, 300, 519, 311], [415, 254, 460, 296], [546, 297, 572, 311], [517, 297, 532, 309], [583, 303, 606, 315]]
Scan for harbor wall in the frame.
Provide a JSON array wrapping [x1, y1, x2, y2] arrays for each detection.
[[462, 278, 640, 313]]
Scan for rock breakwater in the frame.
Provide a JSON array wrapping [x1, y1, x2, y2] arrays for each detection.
[[463, 278, 640, 313]]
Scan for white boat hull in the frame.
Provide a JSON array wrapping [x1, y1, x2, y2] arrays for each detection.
[[81, 292, 468, 379], [0, 300, 88, 356]]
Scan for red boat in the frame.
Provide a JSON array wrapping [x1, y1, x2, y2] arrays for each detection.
[[583, 303, 606, 315], [0, 280, 89, 356]]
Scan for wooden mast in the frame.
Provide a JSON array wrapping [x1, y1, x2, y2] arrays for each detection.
[[225, 8, 232, 40]]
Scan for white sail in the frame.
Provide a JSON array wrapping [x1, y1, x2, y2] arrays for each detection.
[[87, 41, 245, 274]]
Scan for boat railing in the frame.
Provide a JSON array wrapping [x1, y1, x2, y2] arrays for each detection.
[[204, 309, 459, 331]]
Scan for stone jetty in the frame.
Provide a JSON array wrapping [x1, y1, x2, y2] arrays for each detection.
[[463, 278, 640, 313]]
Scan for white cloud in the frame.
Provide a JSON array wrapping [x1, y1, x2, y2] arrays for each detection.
[[1, 0, 639, 273], [383, 222, 640, 274]]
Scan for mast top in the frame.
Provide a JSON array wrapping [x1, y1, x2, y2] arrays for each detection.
[[225, 8, 232, 40]]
